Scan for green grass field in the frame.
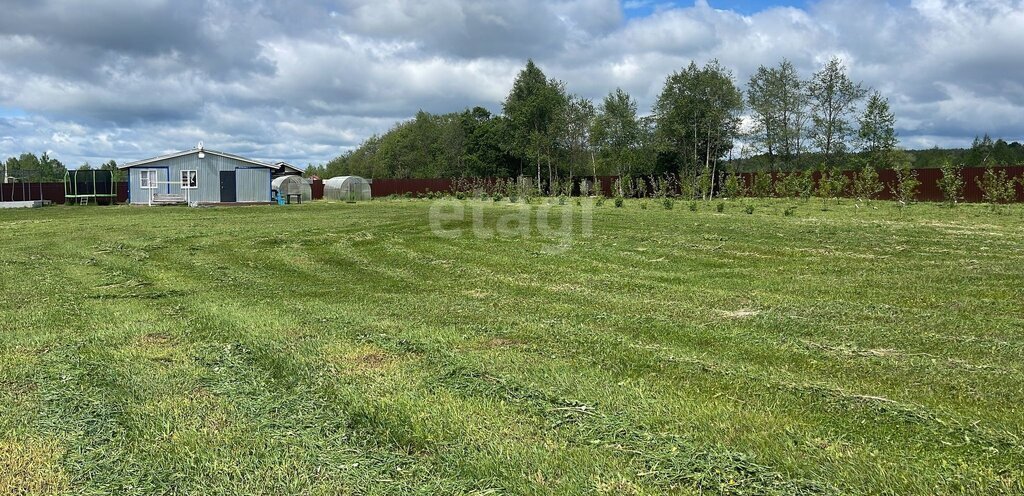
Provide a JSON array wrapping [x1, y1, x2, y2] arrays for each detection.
[[1, 198, 1023, 495]]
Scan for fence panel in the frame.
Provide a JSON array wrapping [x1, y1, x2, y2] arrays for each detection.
[[736, 166, 1024, 203], [3, 168, 1023, 204], [0, 182, 128, 203]]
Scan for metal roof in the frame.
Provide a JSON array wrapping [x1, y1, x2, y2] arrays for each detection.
[[118, 148, 277, 169], [274, 162, 304, 174]]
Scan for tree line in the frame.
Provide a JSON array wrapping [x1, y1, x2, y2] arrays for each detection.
[[309, 57, 1022, 188], [2, 153, 118, 182]]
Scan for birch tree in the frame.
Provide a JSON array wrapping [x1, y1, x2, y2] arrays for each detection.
[[654, 60, 743, 198], [808, 57, 867, 165], [746, 59, 807, 169], [503, 60, 567, 192], [857, 91, 898, 167]]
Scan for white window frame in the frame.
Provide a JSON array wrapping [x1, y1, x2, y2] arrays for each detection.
[[180, 170, 198, 189], [140, 169, 158, 189]]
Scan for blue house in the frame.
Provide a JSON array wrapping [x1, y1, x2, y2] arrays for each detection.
[[119, 144, 275, 205]]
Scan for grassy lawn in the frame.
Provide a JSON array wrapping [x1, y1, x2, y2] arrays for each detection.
[[1, 198, 1023, 495]]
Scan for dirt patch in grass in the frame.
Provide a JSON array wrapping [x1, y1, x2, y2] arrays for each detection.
[[137, 332, 174, 346], [0, 437, 68, 495], [133, 332, 185, 366], [353, 351, 391, 369], [800, 340, 1002, 373], [326, 344, 400, 374], [595, 478, 644, 495], [463, 289, 489, 299], [718, 309, 760, 319], [0, 380, 37, 397]]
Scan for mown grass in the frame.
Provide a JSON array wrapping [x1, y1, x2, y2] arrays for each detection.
[[1, 197, 1022, 495]]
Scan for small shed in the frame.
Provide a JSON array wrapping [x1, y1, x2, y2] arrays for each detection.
[[323, 176, 372, 201], [273, 162, 304, 178], [272, 175, 312, 202]]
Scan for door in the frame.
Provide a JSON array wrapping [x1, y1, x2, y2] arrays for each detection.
[[219, 170, 236, 202]]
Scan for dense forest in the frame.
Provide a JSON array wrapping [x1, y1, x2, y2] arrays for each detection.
[[306, 59, 1024, 185]]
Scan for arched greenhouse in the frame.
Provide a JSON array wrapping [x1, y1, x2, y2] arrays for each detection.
[[272, 175, 312, 202], [323, 176, 372, 201]]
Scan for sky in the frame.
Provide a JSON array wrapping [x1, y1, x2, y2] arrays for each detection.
[[1, 0, 1022, 168]]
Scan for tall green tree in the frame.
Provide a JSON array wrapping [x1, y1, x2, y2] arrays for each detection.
[[502, 60, 567, 190], [436, 112, 466, 177], [746, 59, 807, 168], [2, 152, 67, 181], [98, 159, 122, 181], [857, 91, 898, 166], [557, 95, 595, 184], [460, 107, 517, 177], [593, 88, 644, 182], [807, 57, 867, 164], [967, 134, 995, 166], [653, 60, 743, 186]]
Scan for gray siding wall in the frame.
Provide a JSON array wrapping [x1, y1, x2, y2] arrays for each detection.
[[127, 153, 271, 204], [236, 168, 268, 200]]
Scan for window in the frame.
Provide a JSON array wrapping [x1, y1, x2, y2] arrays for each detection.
[[140, 169, 157, 189], [181, 170, 198, 189]]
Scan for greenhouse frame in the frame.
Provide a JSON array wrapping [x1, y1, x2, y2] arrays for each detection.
[[323, 176, 372, 202]]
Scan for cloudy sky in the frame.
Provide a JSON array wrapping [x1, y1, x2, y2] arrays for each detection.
[[1, 0, 1022, 168]]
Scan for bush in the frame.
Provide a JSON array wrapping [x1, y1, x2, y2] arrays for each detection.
[[776, 171, 814, 201], [662, 197, 674, 210], [852, 165, 884, 205], [614, 197, 624, 208], [976, 167, 1017, 211], [679, 172, 698, 200], [937, 160, 964, 207], [890, 160, 920, 211], [611, 178, 623, 198], [816, 166, 849, 209], [745, 204, 754, 214], [654, 175, 675, 200], [578, 179, 591, 197], [558, 195, 567, 206], [635, 178, 649, 199], [697, 167, 713, 200], [784, 206, 796, 216], [504, 180, 519, 202], [775, 171, 801, 198], [716, 202, 725, 213], [722, 171, 745, 199], [640, 201, 648, 210], [797, 172, 815, 202], [595, 196, 605, 207], [751, 171, 773, 198], [688, 201, 698, 212]]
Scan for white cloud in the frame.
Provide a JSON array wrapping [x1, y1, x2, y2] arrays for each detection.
[[1, 0, 1023, 167]]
